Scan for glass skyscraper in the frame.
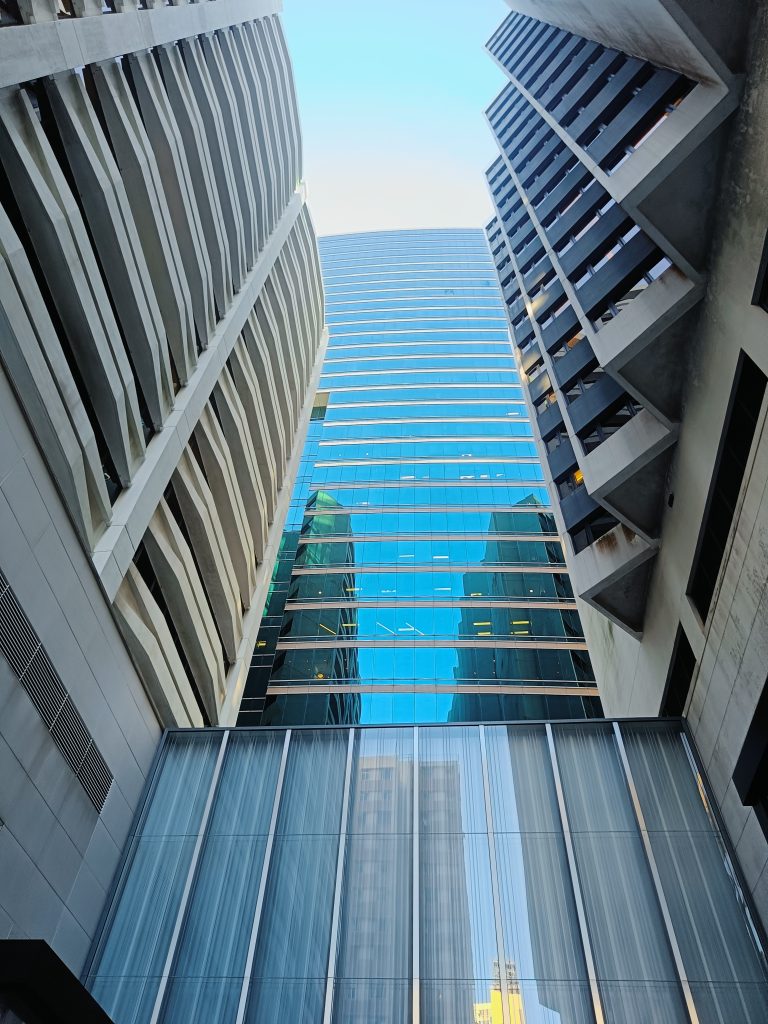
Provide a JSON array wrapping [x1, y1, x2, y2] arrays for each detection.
[[238, 228, 600, 725]]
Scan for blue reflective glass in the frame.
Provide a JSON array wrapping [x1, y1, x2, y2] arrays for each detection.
[[296, 534, 562, 561], [326, 295, 503, 312], [238, 229, 597, 724], [308, 461, 543, 482], [314, 440, 539, 460], [327, 341, 514, 356], [327, 308, 508, 324], [270, 645, 593, 686], [288, 568, 571, 600], [277, 605, 583, 642]]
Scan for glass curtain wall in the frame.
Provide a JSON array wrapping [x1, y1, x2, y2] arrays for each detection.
[[238, 228, 600, 725], [88, 721, 768, 1024]]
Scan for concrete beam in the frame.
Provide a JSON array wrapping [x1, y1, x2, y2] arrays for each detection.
[[0, 0, 281, 89]]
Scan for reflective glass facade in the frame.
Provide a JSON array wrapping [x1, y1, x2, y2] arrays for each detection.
[[238, 229, 600, 725], [88, 721, 768, 1024]]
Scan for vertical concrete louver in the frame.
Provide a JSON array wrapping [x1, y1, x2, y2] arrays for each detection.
[[0, 0, 327, 736]]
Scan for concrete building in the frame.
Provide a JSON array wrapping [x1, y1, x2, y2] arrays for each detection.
[[484, 0, 768, 925], [0, 0, 324, 975]]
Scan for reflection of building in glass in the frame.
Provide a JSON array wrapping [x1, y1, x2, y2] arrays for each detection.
[[88, 722, 768, 1024], [451, 503, 591, 722], [420, 759, 476, 1022], [474, 961, 527, 1024], [239, 229, 601, 725]]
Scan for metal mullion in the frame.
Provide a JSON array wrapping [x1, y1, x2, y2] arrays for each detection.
[[545, 723, 605, 1024], [235, 728, 292, 1024], [612, 722, 701, 1024], [149, 729, 230, 1024], [479, 725, 511, 1024], [413, 726, 420, 1024], [322, 728, 356, 1024]]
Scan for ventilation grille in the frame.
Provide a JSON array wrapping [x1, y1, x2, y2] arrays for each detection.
[[0, 569, 113, 811]]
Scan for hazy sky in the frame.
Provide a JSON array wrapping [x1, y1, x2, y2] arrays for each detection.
[[283, 0, 508, 237]]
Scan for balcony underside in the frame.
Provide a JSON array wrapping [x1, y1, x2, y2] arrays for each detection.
[[571, 522, 658, 637]]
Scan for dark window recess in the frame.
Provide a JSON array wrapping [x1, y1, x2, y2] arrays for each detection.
[[570, 509, 618, 555], [733, 676, 768, 840], [134, 542, 211, 727], [689, 353, 767, 620], [753, 231, 768, 313], [660, 625, 696, 716]]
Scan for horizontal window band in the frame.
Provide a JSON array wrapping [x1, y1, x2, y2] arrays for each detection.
[[322, 418, 529, 428], [328, 329, 510, 340], [323, 261, 495, 272], [303, 475, 544, 487], [326, 306, 508, 315], [266, 684, 599, 697], [325, 384, 522, 393], [318, 436, 533, 446], [325, 400, 526, 410], [325, 299, 503, 310], [324, 282, 500, 294], [295, 534, 561, 545], [291, 564, 565, 575], [325, 352, 511, 362], [312, 457, 541, 467], [326, 320, 509, 331], [301, 504, 552, 515], [276, 638, 589, 651], [284, 599, 575, 611], [321, 372, 520, 380]]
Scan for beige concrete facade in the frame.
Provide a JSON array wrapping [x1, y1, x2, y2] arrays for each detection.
[[0, 0, 324, 970], [583, 0, 768, 927]]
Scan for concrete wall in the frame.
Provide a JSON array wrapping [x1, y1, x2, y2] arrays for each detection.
[[0, 362, 159, 973], [0, 0, 325, 973], [585, 0, 768, 926], [503, 0, 749, 81]]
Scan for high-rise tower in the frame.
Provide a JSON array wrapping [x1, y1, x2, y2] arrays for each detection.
[[483, 0, 768, 929], [0, 0, 323, 980], [238, 228, 600, 726]]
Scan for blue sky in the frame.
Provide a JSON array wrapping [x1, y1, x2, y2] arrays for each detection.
[[283, 0, 508, 236]]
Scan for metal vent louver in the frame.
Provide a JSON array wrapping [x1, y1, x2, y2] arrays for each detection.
[[0, 569, 113, 811]]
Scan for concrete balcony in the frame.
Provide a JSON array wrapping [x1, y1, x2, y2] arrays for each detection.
[[546, 436, 578, 482], [581, 407, 678, 542], [571, 521, 659, 637], [590, 265, 704, 426]]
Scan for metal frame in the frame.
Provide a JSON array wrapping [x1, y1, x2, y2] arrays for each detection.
[[412, 726, 420, 1024], [149, 729, 231, 1024], [545, 723, 606, 1024], [234, 728, 292, 1024], [479, 724, 512, 1024], [81, 724, 186, 984], [322, 728, 356, 1024], [612, 722, 700, 1023], [680, 722, 768, 963], [85, 718, 768, 1023]]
